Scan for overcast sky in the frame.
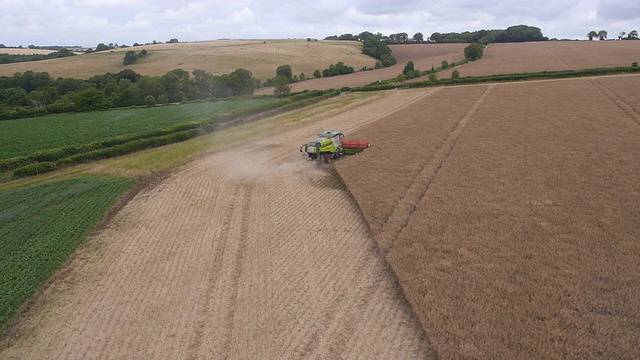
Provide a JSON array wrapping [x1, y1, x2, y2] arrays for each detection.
[[1, 0, 638, 47]]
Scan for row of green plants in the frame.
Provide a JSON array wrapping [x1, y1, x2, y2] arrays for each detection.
[[0, 176, 133, 330], [2, 90, 340, 178], [0, 97, 277, 160]]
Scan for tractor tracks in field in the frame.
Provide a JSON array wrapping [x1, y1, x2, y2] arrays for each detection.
[[376, 85, 494, 255], [186, 181, 255, 360], [590, 79, 640, 127], [545, 44, 571, 70]]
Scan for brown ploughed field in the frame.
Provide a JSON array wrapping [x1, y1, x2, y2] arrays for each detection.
[[336, 75, 640, 358]]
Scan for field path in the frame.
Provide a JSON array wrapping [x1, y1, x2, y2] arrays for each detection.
[[0, 90, 434, 359]]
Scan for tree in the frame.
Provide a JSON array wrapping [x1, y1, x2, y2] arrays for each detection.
[[413, 32, 424, 42], [73, 88, 108, 111], [191, 69, 217, 98], [464, 43, 484, 61], [167, 38, 179, 43], [403, 61, 415, 75], [273, 76, 291, 97], [441, 60, 449, 69], [587, 31, 597, 41], [451, 69, 460, 79], [29, 86, 58, 107], [276, 65, 293, 80], [123, 50, 138, 65], [628, 30, 639, 40], [144, 95, 156, 106], [226, 68, 255, 96], [95, 43, 110, 51], [495, 25, 547, 42], [1, 87, 32, 107], [618, 31, 626, 40], [598, 30, 608, 40], [313, 70, 322, 78]]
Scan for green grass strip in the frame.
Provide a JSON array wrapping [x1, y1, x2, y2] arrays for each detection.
[[0, 176, 133, 330]]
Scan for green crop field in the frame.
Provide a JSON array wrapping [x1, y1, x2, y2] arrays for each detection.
[[0, 176, 133, 329], [0, 97, 277, 160]]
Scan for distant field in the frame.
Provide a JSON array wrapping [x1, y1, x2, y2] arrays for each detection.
[[0, 48, 57, 55], [438, 41, 640, 78], [0, 176, 132, 329], [0, 40, 375, 81], [255, 43, 468, 94], [336, 75, 640, 358], [0, 97, 277, 159]]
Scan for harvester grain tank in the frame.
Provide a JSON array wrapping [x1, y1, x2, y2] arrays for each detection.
[[299, 130, 371, 163]]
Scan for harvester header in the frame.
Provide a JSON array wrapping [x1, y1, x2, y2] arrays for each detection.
[[299, 130, 371, 163]]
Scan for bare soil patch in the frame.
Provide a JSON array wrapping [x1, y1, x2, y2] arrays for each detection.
[[0, 90, 434, 359], [336, 75, 640, 358]]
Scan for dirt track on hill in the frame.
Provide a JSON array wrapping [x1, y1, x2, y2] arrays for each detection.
[[0, 90, 435, 359]]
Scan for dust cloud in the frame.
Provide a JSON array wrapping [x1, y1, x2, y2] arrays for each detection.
[[224, 146, 326, 182]]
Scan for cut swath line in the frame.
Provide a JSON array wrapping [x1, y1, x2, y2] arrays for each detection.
[[376, 85, 495, 255], [590, 79, 640, 127]]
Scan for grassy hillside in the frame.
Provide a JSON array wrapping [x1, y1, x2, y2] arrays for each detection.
[[0, 40, 376, 81]]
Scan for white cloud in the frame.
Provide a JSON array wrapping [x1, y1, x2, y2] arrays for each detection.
[[0, 0, 636, 46], [206, 7, 256, 26]]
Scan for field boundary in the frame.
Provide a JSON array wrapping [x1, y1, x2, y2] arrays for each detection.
[[354, 65, 640, 92]]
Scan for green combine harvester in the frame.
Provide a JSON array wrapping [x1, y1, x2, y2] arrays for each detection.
[[299, 130, 371, 163]]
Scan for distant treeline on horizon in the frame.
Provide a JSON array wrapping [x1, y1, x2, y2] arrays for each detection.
[[325, 25, 548, 44]]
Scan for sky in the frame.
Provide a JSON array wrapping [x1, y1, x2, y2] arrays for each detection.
[[0, 0, 638, 47]]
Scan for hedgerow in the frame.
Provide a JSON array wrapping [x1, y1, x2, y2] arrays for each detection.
[[5, 90, 338, 178], [13, 161, 57, 178]]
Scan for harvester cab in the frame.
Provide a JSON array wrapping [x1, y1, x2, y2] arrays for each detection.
[[299, 130, 370, 163]]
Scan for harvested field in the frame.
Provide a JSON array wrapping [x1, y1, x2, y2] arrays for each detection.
[[0, 90, 434, 359], [439, 41, 640, 78], [0, 40, 375, 81], [336, 75, 640, 358], [255, 43, 467, 95]]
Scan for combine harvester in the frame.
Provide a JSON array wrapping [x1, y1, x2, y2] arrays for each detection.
[[299, 130, 371, 163]]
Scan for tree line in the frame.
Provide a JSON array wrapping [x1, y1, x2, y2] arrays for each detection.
[[587, 30, 639, 41], [0, 68, 260, 120], [0, 49, 76, 64], [324, 31, 398, 67], [430, 25, 548, 44]]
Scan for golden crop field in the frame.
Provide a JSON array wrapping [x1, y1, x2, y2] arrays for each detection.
[[0, 39, 376, 81], [336, 75, 640, 358], [439, 40, 640, 78]]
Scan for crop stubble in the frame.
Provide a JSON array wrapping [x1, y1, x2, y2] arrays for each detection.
[[438, 41, 640, 78], [336, 76, 640, 358], [0, 90, 435, 359]]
